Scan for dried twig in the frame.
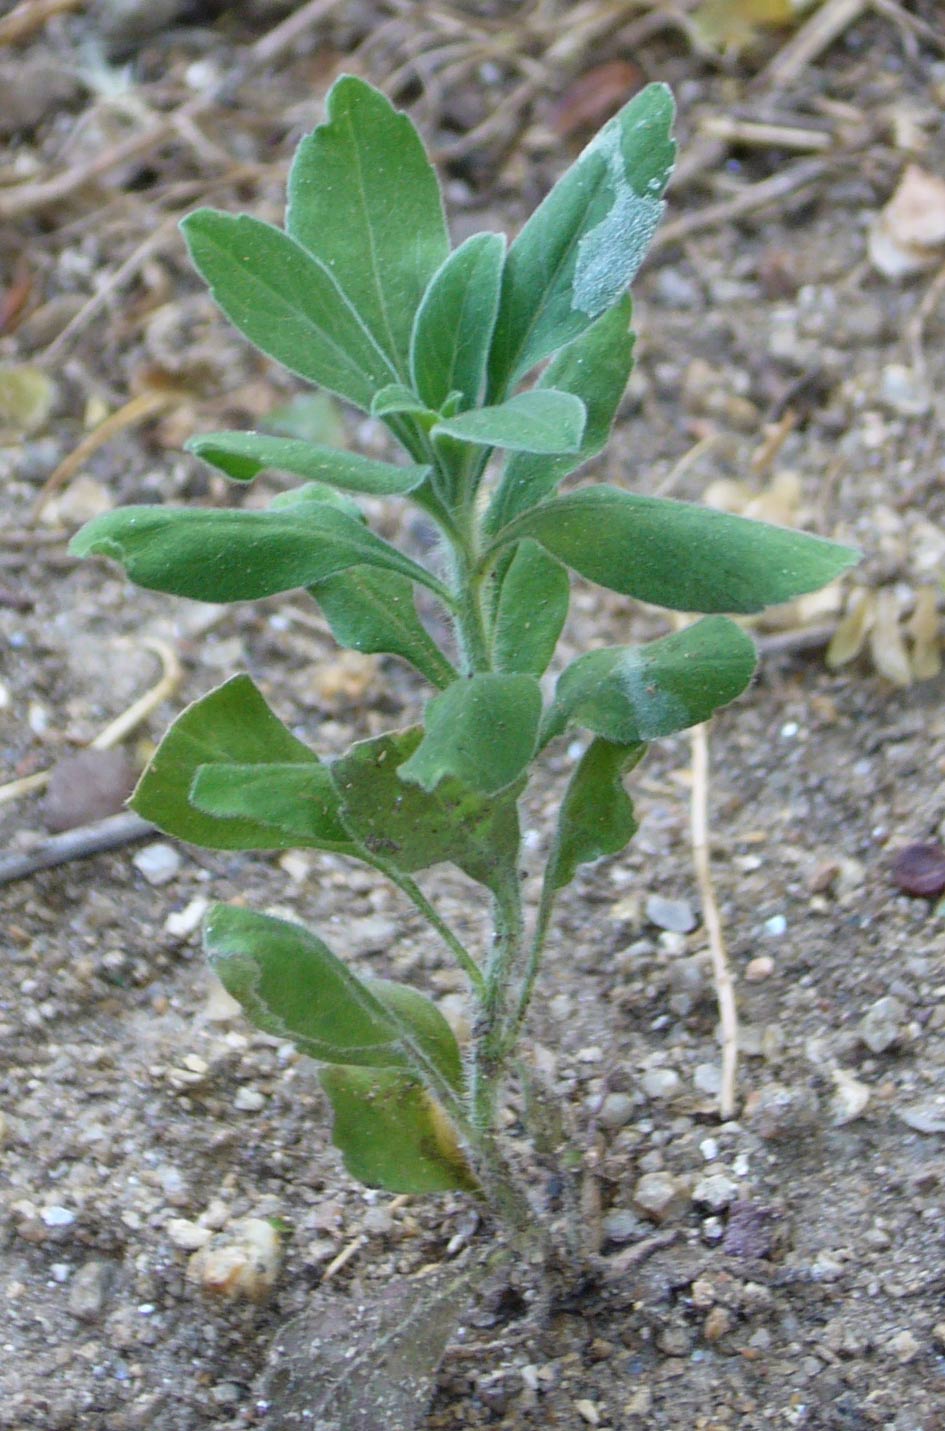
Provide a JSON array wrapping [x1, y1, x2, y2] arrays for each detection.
[[698, 116, 833, 153], [31, 389, 180, 522], [690, 720, 738, 1121], [0, 638, 181, 809], [655, 158, 829, 250], [0, 811, 154, 885], [0, 0, 85, 46], [756, 0, 868, 92]]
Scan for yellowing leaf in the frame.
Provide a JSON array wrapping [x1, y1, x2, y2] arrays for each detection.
[[692, 0, 819, 55], [0, 365, 55, 435]]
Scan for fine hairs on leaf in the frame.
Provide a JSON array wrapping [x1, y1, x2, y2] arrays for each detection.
[[70, 73, 860, 1423]]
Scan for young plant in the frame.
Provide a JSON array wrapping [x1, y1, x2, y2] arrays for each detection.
[[72, 77, 857, 1238]]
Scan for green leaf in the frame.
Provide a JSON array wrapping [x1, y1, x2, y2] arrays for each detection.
[[542, 616, 758, 746], [320, 1067, 478, 1193], [546, 738, 645, 892], [432, 389, 586, 455], [485, 296, 635, 534], [267, 481, 364, 520], [399, 674, 542, 795], [181, 209, 396, 411], [205, 904, 463, 1088], [286, 75, 449, 377], [332, 727, 521, 897], [370, 384, 434, 420], [492, 539, 569, 677], [487, 83, 675, 395], [187, 431, 429, 494], [129, 674, 340, 850], [410, 232, 505, 411], [498, 487, 860, 613], [311, 567, 457, 688], [70, 502, 440, 603], [261, 392, 345, 445], [189, 762, 356, 851]]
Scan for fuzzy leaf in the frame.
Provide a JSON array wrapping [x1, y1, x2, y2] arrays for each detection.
[[286, 75, 449, 377], [320, 1067, 478, 1193], [485, 297, 635, 533], [189, 762, 356, 851], [311, 568, 456, 688], [262, 1261, 488, 1431], [542, 616, 758, 745], [399, 674, 542, 794], [129, 675, 338, 850], [70, 502, 437, 603], [487, 84, 675, 395], [410, 232, 505, 410], [500, 487, 860, 613], [181, 209, 396, 411], [187, 431, 429, 493], [545, 738, 644, 892], [205, 904, 463, 1088], [492, 539, 569, 677], [332, 727, 521, 896], [432, 389, 586, 455], [371, 384, 434, 419]]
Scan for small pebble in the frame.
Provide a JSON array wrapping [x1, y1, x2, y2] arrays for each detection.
[[598, 1092, 634, 1129], [187, 1217, 281, 1302], [68, 1260, 112, 1322], [133, 842, 182, 886], [694, 1063, 722, 1095], [633, 1171, 687, 1223], [234, 1087, 266, 1112], [897, 1102, 945, 1135], [887, 1329, 920, 1364], [745, 955, 775, 982], [692, 1171, 739, 1212], [164, 896, 209, 939], [892, 842, 945, 898], [602, 1208, 643, 1243], [859, 995, 906, 1054], [829, 1070, 871, 1126], [641, 1068, 682, 1101], [745, 1082, 819, 1140], [645, 894, 697, 934], [41, 1205, 75, 1228], [763, 915, 787, 937], [703, 1306, 733, 1342], [167, 1219, 213, 1251]]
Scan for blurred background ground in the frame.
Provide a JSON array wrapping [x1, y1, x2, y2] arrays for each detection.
[[1, 1, 945, 1427]]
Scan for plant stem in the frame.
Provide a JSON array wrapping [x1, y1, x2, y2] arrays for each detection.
[[377, 862, 486, 997], [506, 878, 557, 1053], [469, 877, 524, 1130]]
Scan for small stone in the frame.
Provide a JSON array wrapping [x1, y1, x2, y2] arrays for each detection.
[[624, 1387, 653, 1417], [763, 914, 787, 937], [693, 1063, 721, 1095], [645, 894, 697, 934], [164, 896, 209, 939], [234, 1087, 266, 1112], [656, 1325, 692, 1356], [746, 1081, 819, 1139], [167, 1219, 213, 1251], [898, 1102, 945, 1134], [692, 1172, 739, 1212], [133, 842, 181, 886], [932, 1322, 945, 1348], [362, 1206, 394, 1236], [633, 1171, 687, 1223], [829, 1070, 871, 1126], [641, 1068, 682, 1101], [745, 955, 775, 982], [703, 1306, 733, 1342], [68, 1260, 112, 1322], [887, 1329, 920, 1364], [43, 749, 136, 832], [187, 1217, 281, 1302], [892, 842, 945, 898], [575, 1399, 600, 1425], [602, 1209, 643, 1244], [41, 1205, 76, 1228], [880, 363, 930, 416], [859, 996, 906, 1054], [598, 1093, 635, 1127]]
